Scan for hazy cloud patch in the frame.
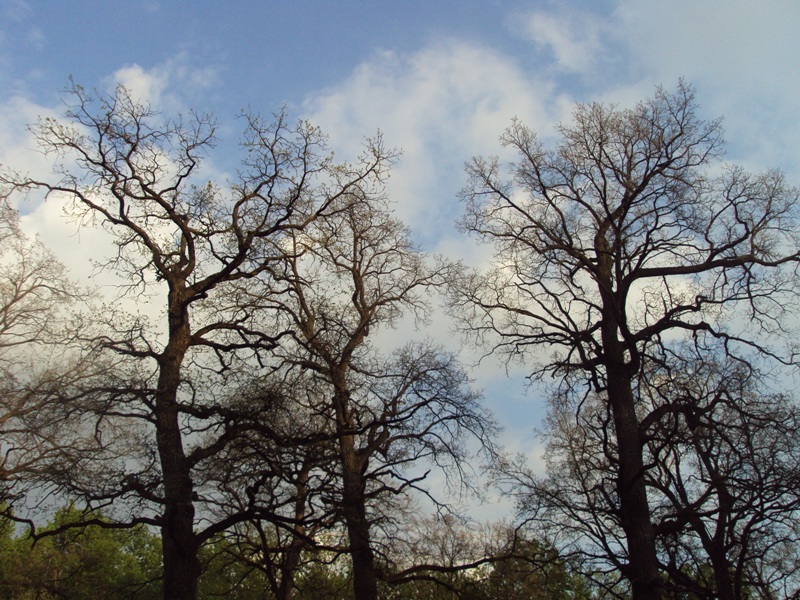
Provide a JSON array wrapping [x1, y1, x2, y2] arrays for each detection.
[[0, 95, 61, 200], [106, 54, 218, 114], [518, 9, 607, 75], [608, 1, 800, 175], [302, 40, 567, 251], [1, 0, 31, 22]]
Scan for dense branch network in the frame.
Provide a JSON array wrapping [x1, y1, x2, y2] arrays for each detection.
[[452, 81, 800, 599]]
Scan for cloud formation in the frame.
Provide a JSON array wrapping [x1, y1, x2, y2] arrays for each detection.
[[106, 55, 218, 113], [520, 10, 607, 74], [303, 40, 569, 252]]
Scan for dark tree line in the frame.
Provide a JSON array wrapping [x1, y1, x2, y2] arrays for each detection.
[[1, 81, 800, 600]]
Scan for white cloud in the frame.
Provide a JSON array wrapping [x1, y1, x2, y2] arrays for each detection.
[[18, 192, 114, 281], [614, 1, 800, 87], [0, 93, 149, 299], [505, 2, 800, 181], [518, 10, 606, 74], [106, 54, 218, 113], [109, 63, 169, 108], [0, 94, 57, 185], [597, 1, 800, 176], [303, 40, 569, 251], [0, 54, 220, 311]]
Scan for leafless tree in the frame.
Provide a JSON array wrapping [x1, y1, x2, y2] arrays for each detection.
[[261, 192, 497, 599], [644, 350, 800, 599], [0, 197, 113, 511], [451, 81, 800, 599], [508, 348, 800, 599], [195, 374, 342, 600], [1, 82, 395, 600]]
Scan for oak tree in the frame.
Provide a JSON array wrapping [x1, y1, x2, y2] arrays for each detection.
[[2, 83, 394, 599], [0, 198, 111, 512], [452, 82, 800, 599], [265, 192, 496, 599]]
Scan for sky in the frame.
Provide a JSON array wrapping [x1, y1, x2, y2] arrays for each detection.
[[2, 0, 800, 516]]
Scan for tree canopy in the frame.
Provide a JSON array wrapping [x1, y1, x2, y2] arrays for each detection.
[[1, 81, 799, 600], [452, 81, 800, 599]]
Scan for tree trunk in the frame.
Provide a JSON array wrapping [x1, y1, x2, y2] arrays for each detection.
[[157, 292, 199, 600], [340, 435, 378, 600], [156, 396, 198, 600], [276, 463, 312, 600], [711, 557, 736, 600], [705, 462, 736, 600], [276, 549, 301, 600], [603, 324, 662, 600]]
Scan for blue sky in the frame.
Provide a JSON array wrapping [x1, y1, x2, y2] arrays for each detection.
[[3, 0, 800, 511], [4, 1, 600, 107]]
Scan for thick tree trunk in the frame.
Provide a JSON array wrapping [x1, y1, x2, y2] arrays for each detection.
[[340, 435, 378, 600], [603, 324, 662, 600], [276, 550, 301, 600], [607, 375, 661, 599], [595, 225, 661, 599], [705, 466, 736, 600], [157, 292, 200, 600], [156, 396, 199, 600], [711, 557, 736, 600]]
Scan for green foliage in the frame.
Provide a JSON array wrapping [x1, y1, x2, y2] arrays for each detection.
[[384, 539, 597, 600], [0, 506, 162, 599], [196, 536, 272, 599], [472, 550, 596, 600], [0, 505, 606, 599], [293, 560, 354, 600]]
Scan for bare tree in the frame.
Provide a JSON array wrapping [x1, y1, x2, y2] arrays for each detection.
[[196, 374, 341, 600], [451, 81, 800, 599], [0, 197, 112, 510], [508, 348, 800, 599], [644, 351, 800, 599], [263, 192, 496, 599], [500, 391, 629, 597], [1, 83, 395, 600]]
